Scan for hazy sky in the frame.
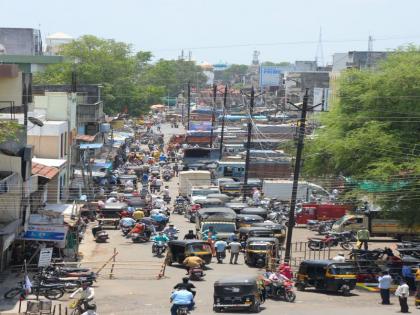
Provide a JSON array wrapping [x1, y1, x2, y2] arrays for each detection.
[[1, 0, 419, 65]]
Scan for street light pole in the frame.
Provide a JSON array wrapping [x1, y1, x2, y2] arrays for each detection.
[[187, 82, 191, 130], [210, 84, 217, 148], [284, 89, 309, 262], [243, 86, 255, 201], [219, 85, 228, 159]]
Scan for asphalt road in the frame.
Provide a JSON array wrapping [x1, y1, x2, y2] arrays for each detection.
[[0, 123, 411, 315]]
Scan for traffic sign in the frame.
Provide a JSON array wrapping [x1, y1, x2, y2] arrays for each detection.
[[38, 248, 53, 267]]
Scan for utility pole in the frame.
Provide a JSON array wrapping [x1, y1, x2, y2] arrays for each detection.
[[187, 82, 191, 130], [243, 87, 255, 201], [219, 85, 228, 159], [209, 84, 217, 148], [284, 89, 309, 262]]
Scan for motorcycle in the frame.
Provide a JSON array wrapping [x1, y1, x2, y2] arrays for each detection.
[[267, 280, 296, 302], [152, 241, 167, 256], [163, 195, 172, 204], [189, 267, 204, 281], [173, 203, 185, 215], [94, 230, 109, 243], [131, 232, 150, 243], [176, 305, 189, 315], [163, 172, 172, 181], [308, 234, 353, 251], [121, 225, 132, 236], [165, 230, 179, 241]]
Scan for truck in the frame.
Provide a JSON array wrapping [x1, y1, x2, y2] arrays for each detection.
[[262, 180, 330, 202], [195, 207, 237, 240], [183, 147, 220, 168], [332, 214, 420, 240], [178, 170, 211, 197], [295, 203, 351, 225]]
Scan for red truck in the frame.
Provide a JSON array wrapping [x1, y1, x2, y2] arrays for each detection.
[[295, 203, 351, 225]]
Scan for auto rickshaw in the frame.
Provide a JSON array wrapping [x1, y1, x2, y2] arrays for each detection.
[[238, 227, 274, 243], [225, 202, 247, 214], [236, 214, 264, 229], [206, 193, 231, 203], [97, 202, 128, 229], [240, 207, 268, 219], [166, 240, 212, 265], [213, 275, 264, 313], [252, 222, 287, 245], [220, 182, 241, 197], [295, 260, 357, 296], [244, 237, 279, 268]]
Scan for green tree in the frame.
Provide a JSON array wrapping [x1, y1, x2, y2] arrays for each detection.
[[0, 121, 21, 143], [304, 46, 420, 224], [261, 61, 292, 67], [214, 64, 249, 85], [34, 35, 162, 115]]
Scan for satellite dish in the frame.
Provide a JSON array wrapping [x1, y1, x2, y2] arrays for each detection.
[[28, 116, 44, 127]]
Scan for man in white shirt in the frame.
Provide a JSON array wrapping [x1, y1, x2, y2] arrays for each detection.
[[252, 188, 261, 205], [395, 280, 410, 313], [228, 239, 242, 264], [378, 271, 392, 305], [70, 283, 95, 312]]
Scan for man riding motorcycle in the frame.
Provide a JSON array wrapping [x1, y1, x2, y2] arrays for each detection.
[[152, 232, 170, 253], [183, 255, 205, 275], [174, 277, 196, 297], [170, 288, 194, 315], [183, 230, 197, 240], [163, 224, 178, 240]]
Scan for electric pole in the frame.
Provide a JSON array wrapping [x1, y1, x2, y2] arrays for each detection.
[[284, 89, 309, 262], [210, 84, 217, 148], [243, 86, 255, 201], [187, 82, 191, 130], [219, 85, 228, 159]]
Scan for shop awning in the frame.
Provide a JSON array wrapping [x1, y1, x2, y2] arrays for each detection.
[[79, 143, 103, 149], [75, 134, 96, 142]]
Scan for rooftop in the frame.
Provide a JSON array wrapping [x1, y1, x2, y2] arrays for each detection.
[[32, 157, 66, 168], [32, 162, 59, 179]]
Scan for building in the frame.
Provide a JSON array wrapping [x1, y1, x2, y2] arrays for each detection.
[[285, 71, 330, 107], [332, 51, 389, 72], [0, 28, 42, 56], [0, 65, 35, 271], [0, 28, 64, 72], [45, 32, 73, 56]]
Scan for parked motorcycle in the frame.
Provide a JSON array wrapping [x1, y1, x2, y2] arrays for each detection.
[[308, 234, 353, 250], [163, 195, 172, 204]]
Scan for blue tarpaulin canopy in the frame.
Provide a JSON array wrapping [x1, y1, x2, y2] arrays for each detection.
[[79, 143, 103, 150]]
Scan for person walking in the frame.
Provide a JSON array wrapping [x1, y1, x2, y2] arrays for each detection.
[[214, 239, 228, 263], [173, 163, 179, 176], [228, 239, 242, 264], [395, 279, 410, 313], [356, 228, 370, 250], [378, 271, 392, 305]]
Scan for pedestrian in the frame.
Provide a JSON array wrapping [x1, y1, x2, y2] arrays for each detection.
[[228, 239, 242, 264], [402, 264, 416, 291], [356, 228, 370, 250], [214, 239, 227, 263], [378, 271, 392, 305], [173, 163, 179, 176], [395, 279, 410, 313]]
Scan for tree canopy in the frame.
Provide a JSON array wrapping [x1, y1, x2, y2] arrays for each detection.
[[34, 35, 206, 115], [304, 47, 420, 224]]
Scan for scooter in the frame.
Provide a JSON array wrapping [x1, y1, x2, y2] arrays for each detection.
[[267, 280, 296, 302], [92, 225, 109, 243], [131, 232, 150, 243], [152, 241, 167, 256], [121, 226, 132, 236]]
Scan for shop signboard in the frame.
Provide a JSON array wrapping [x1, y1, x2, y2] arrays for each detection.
[[23, 225, 67, 242]]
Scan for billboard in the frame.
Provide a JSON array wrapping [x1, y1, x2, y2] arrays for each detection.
[[259, 66, 282, 87], [23, 225, 68, 241]]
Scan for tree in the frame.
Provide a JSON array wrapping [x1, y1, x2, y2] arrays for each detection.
[[34, 35, 162, 115], [0, 121, 21, 144], [261, 61, 292, 67], [214, 64, 249, 85], [304, 46, 420, 224]]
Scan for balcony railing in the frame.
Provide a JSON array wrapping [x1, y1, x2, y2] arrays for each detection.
[[77, 101, 104, 123]]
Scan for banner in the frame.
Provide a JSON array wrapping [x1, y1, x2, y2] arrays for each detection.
[[23, 225, 68, 241]]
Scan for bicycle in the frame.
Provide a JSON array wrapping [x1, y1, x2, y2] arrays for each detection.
[[4, 281, 64, 300]]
